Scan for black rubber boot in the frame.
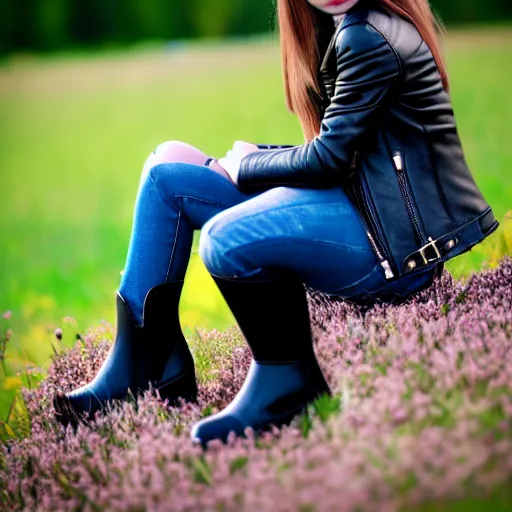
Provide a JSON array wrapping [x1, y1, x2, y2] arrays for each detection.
[[53, 281, 197, 427], [190, 273, 331, 447]]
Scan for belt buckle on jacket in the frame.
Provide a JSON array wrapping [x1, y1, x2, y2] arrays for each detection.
[[419, 236, 442, 265]]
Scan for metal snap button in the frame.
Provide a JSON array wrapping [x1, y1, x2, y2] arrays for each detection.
[[444, 239, 455, 251]]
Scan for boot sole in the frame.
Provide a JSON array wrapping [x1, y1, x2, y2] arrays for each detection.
[[54, 372, 198, 429]]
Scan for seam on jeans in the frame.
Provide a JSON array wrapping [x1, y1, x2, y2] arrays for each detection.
[[217, 236, 375, 285], [148, 168, 180, 213], [206, 200, 358, 237], [147, 167, 244, 211], [148, 170, 236, 217], [207, 269, 279, 282], [323, 264, 382, 294], [165, 208, 182, 281], [174, 194, 227, 210], [220, 234, 373, 255]]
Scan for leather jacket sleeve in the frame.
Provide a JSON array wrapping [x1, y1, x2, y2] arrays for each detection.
[[237, 23, 402, 191]]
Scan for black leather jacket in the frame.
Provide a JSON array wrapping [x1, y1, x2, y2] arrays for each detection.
[[237, 0, 499, 280]]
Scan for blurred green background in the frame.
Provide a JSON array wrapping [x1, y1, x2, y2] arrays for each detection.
[[0, 1, 511, 420], [0, 0, 511, 55]]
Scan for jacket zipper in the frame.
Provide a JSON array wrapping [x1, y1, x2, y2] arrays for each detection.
[[392, 151, 427, 246], [352, 170, 395, 280]]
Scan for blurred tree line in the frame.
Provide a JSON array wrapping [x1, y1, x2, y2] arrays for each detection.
[[0, 0, 511, 55]]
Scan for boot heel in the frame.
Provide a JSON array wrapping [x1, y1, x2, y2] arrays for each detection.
[[157, 372, 198, 405]]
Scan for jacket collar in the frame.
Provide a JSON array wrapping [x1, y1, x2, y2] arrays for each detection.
[[319, 0, 376, 78]]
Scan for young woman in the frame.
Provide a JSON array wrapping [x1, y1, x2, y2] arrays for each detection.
[[53, 0, 498, 446]]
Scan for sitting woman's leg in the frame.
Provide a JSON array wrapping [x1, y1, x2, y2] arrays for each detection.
[[119, 158, 259, 324], [191, 184, 437, 446], [54, 156, 261, 426], [138, 140, 223, 189], [190, 185, 382, 446]]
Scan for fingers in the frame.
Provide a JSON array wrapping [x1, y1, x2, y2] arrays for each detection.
[[232, 140, 259, 154]]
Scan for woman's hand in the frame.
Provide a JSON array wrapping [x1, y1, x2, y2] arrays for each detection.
[[218, 141, 261, 185]]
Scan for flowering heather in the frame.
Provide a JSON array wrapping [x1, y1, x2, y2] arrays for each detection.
[[1, 257, 511, 511]]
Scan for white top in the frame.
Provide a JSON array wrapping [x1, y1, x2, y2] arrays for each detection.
[[333, 14, 345, 27]]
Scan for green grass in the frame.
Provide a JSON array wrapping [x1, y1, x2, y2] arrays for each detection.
[[0, 28, 511, 420]]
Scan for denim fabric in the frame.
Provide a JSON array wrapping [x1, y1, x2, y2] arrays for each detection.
[[119, 161, 435, 325]]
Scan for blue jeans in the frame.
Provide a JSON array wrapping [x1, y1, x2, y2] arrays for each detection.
[[119, 162, 436, 325]]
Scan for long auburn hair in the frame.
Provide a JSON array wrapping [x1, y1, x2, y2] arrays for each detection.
[[277, 0, 448, 142]]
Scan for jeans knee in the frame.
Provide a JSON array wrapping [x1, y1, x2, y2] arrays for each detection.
[[198, 219, 219, 273], [155, 140, 181, 151], [153, 140, 190, 160], [153, 140, 207, 167], [140, 140, 192, 182], [147, 161, 175, 183], [199, 217, 236, 277], [199, 216, 268, 279]]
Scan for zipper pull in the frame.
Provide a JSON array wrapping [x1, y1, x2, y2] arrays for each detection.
[[350, 151, 359, 170], [392, 151, 403, 172], [381, 260, 395, 280]]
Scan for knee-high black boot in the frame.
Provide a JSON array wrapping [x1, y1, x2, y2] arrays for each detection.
[[53, 281, 198, 427], [190, 273, 331, 447]]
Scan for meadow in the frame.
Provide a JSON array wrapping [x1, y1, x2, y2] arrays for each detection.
[[0, 26, 512, 511], [2, 254, 512, 510], [0, 28, 511, 422]]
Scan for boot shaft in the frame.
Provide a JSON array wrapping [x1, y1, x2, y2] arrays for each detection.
[[137, 280, 192, 384], [210, 273, 315, 362]]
